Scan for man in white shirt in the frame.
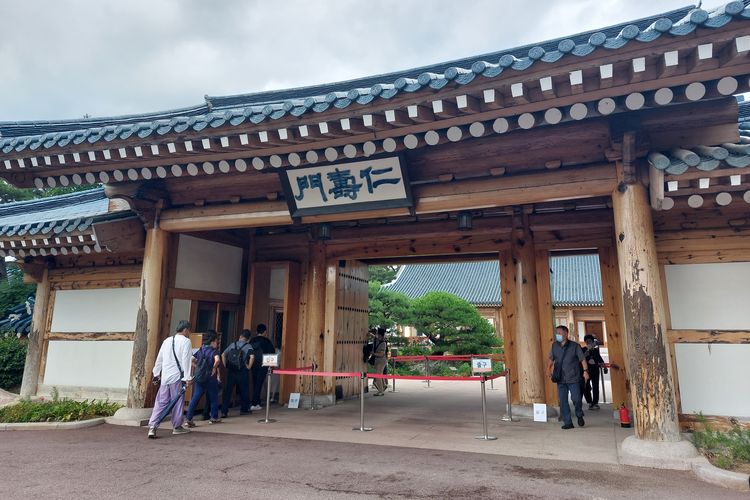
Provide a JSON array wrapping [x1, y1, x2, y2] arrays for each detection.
[[147, 320, 194, 438]]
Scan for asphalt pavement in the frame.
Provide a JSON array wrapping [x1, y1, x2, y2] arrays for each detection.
[[0, 424, 743, 499]]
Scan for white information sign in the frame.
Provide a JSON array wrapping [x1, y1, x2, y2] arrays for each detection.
[[533, 403, 547, 422], [288, 392, 301, 409], [283, 156, 411, 216], [472, 358, 492, 374], [262, 354, 279, 367]]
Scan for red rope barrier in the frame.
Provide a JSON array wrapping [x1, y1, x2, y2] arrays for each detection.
[[274, 369, 360, 378]]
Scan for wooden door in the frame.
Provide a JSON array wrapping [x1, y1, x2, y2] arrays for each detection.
[[333, 261, 369, 399]]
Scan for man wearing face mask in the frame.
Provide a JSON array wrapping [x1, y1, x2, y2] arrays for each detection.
[[547, 325, 589, 430]]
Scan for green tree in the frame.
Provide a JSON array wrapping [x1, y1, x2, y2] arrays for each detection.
[[368, 281, 412, 330], [0, 263, 35, 318], [411, 291, 499, 354], [0, 179, 94, 204], [368, 265, 399, 285]]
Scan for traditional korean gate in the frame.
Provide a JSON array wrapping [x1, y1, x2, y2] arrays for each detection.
[[330, 261, 369, 399]]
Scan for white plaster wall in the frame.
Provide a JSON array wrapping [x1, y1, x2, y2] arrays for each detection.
[[174, 235, 243, 294], [51, 288, 140, 332], [44, 340, 134, 389], [269, 267, 286, 300], [675, 343, 750, 417], [665, 262, 750, 330], [170, 299, 192, 335]]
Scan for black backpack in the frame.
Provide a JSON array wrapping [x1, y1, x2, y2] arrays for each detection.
[[194, 347, 212, 384], [226, 341, 244, 371], [362, 343, 374, 363]]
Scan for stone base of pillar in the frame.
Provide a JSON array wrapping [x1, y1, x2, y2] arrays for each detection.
[[509, 404, 559, 421], [619, 435, 699, 470], [107, 407, 153, 427]]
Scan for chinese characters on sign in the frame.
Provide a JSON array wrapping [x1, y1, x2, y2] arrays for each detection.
[[471, 358, 492, 374], [283, 156, 411, 217]]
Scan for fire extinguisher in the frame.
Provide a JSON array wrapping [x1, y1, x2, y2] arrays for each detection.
[[619, 403, 632, 428]]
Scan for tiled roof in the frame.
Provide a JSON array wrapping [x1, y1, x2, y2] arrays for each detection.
[[648, 100, 750, 174], [0, 187, 126, 239], [550, 254, 604, 307], [1, 2, 749, 153], [0, 297, 34, 336], [385, 255, 603, 307]]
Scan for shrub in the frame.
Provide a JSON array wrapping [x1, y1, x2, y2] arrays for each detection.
[[692, 415, 750, 471], [0, 336, 26, 390], [0, 398, 122, 423]]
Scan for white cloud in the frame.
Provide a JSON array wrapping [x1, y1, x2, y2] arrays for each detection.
[[0, 0, 696, 121]]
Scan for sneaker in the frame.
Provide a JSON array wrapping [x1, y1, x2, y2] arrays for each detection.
[[250, 405, 263, 411], [172, 426, 191, 435], [373, 392, 385, 397], [185, 420, 196, 428], [577, 417, 585, 427], [147, 427, 156, 439], [588, 404, 595, 410], [591, 404, 600, 410], [561, 423, 574, 430], [209, 419, 221, 424]]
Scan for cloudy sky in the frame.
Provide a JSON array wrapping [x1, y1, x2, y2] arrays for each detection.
[[0, 0, 698, 122]]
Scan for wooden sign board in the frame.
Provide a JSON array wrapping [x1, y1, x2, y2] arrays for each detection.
[[280, 155, 412, 217]]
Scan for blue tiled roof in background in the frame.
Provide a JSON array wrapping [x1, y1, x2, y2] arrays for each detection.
[[1, 2, 749, 153], [386, 255, 603, 307], [0, 297, 34, 336], [0, 187, 129, 239]]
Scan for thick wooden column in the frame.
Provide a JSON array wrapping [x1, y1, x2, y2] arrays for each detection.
[[598, 246, 630, 409], [499, 251, 519, 403], [612, 179, 680, 442], [305, 241, 330, 393], [534, 249, 558, 405], [127, 227, 169, 408], [20, 268, 50, 398], [509, 213, 546, 404]]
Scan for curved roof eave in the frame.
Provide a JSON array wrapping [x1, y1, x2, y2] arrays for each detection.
[[1, 2, 749, 154]]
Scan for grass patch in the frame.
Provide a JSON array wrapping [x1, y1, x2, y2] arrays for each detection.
[[692, 415, 750, 473], [0, 391, 121, 423]]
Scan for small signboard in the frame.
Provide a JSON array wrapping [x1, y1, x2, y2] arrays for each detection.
[[472, 358, 492, 374], [288, 392, 301, 409], [280, 156, 412, 217], [533, 403, 547, 422], [262, 354, 279, 367]]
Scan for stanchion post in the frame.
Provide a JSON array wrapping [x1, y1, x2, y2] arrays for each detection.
[[425, 356, 431, 389], [475, 375, 497, 440], [500, 369, 518, 422], [258, 368, 277, 424], [389, 349, 397, 393], [353, 372, 373, 432], [309, 360, 320, 410], [600, 365, 607, 404]]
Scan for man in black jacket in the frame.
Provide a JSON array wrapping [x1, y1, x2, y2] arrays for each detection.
[[582, 334, 607, 410], [250, 324, 276, 410]]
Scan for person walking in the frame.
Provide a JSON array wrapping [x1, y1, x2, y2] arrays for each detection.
[[582, 334, 607, 410], [250, 324, 275, 410], [221, 329, 255, 417], [185, 330, 222, 427], [547, 325, 589, 430], [147, 320, 193, 439], [370, 328, 388, 396]]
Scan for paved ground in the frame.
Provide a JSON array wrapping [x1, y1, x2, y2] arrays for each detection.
[[0, 424, 742, 499]]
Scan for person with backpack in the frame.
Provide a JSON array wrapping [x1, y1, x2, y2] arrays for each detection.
[[221, 329, 255, 417], [185, 330, 222, 427], [146, 320, 194, 439], [370, 328, 388, 396], [249, 324, 275, 410], [547, 325, 589, 430]]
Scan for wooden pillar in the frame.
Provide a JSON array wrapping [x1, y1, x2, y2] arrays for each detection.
[[19, 268, 50, 398], [127, 227, 169, 408], [598, 246, 630, 408], [612, 173, 680, 442], [499, 251, 519, 404], [305, 241, 330, 393], [509, 212, 546, 404], [534, 249, 558, 405]]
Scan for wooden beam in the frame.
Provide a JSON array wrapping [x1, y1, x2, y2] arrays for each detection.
[[168, 287, 243, 305], [93, 217, 146, 253], [498, 251, 520, 404], [667, 329, 750, 344], [159, 200, 292, 232], [46, 332, 135, 341]]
